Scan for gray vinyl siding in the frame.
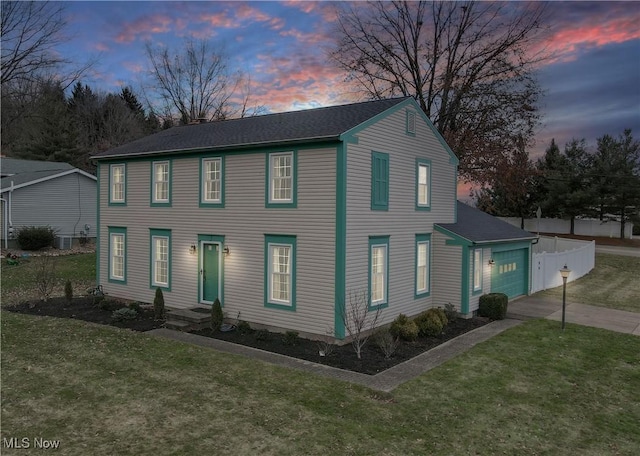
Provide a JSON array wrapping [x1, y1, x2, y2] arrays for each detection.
[[344, 105, 456, 325], [98, 147, 336, 337], [432, 231, 462, 311], [2, 173, 96, 238]]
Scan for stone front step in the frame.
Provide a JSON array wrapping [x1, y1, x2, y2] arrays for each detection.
[[165, 307, 211, 332]]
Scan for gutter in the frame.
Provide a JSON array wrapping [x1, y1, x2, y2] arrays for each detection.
[[90, 135, 341, 160]]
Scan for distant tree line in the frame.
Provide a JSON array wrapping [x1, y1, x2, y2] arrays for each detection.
[[476, 130, 640, 239]]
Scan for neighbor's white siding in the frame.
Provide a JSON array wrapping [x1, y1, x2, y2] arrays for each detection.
[[2, 172, 96, 238], [432, 231, 462, 311], [344, 104, 457, 326], [98, 147, 337, 337]]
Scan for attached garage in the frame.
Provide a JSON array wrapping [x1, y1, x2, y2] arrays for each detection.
[[435, 202, 536, 317]]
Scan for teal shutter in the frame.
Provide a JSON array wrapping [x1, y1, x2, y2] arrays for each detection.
[[371, 152, 389, 210]]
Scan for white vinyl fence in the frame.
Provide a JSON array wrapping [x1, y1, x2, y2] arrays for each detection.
[[530, 236, 595, 293], [499, 217, 633, 239]]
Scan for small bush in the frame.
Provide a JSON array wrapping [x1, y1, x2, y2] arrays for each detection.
[[153, 288, 165, 320], [283, 331, 299, 346], [415, 311, 444, 337], [210, 298, 224, 331], [255, 329, 270, 341], [17, 226, 56, 251], [236, 320, 252, 335], [429, 307, 448, 327], [99, 299, 121, 311], [375, 329, 400, 359], [478, 293, 509, 320], [64, 280, 73, 302], [33, 256, 57, 302], [111, 307, 138, 321], [128, 302, 142, 312], [389, 314, 419, 341], [444, 303, 459, 321]]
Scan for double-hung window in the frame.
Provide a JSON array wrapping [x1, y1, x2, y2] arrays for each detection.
[[201, 157, 223, 206], [109, 164, 126, 205], [150, 229, 171, 289], [371, 152, 389, 210], [473, 249, 483, 293], [264, 235, 296, 310], [369, 236, 389, 308], [267, 152, 296, 207], [416, 159, 431, 210], [152, 161, 171, 205], [415, 234, 431, 297], [108, 227, 126, 283]]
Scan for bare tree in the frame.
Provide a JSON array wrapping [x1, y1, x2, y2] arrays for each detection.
[[329, 1, 550, 185], [341, 289, 383, 359], [33, 255, 57, 303]]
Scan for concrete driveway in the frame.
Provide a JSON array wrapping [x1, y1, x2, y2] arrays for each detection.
[[508, 296, 640, 336]]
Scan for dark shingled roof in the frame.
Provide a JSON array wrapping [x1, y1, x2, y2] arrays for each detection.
[[93, 97, 411, 159], [437, 201, 536, 244], [1, 158, 77, 190]]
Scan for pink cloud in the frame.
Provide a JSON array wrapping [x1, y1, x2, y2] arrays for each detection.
[[283, 0, 338, 22], [279, 28, 328, 45], [94, 42, 110, 52], [115, 14, 173, 43]]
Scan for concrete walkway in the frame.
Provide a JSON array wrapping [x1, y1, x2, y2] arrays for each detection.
[[508, 296, 640, 336], [149, 319, 522, 392]]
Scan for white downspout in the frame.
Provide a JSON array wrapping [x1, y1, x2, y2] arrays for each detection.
[[1, 197, 7, 249]]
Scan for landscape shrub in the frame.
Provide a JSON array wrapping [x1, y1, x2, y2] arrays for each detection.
[[375, 329, 400, 359], [430, 307, 448, 327], [153, 288, 165, 320], [415, 311, 444, 337], [128, 302, 142, 312], [389, 314, 419, 341], [17, 226, 56, 251], [111, 307, 138, 321], [210, 298, 224, 331], [64, 280, 73, 302], [99, 299, 120, 311], [236, 320, 252, 335], [283, 331, 299, 346], [478, 293, 509, 320], [444, 303, 459, 321], [255, 329, 270, 341], [33, 255, 57, 302]]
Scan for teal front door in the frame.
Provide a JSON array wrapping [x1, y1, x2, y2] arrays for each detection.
[[491, 248, 528, 299], [201, 242, 219, 303]]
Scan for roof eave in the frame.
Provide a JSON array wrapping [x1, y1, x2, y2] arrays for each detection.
[[91, 135, 342, 160], [471, 236, 537, 245]]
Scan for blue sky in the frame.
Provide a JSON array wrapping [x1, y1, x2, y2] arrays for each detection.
[[57, 1, 640, 158]]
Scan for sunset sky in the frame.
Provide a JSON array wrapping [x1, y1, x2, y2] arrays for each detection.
[[58, 1, 640, 158]]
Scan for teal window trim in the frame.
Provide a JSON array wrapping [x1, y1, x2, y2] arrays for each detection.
[[108, 227, 127, 284], [199, 156, 225, 207], [108, 163, 126, 206], [197, 234, 225, 304], [414, 233, 431, 298], [150, 228, 171, 290], [264, 234, 297, 311], [96, 163, 101, 287], [371, 151, 389, 211], [334, 143, 347, 340], [416, 158, 431, 211], [368, 235, 390, 310], [406, 110, 416, 136], [265, 151, 297, 208], [150, 160, 172, 207], [472, 248, 483, 295]]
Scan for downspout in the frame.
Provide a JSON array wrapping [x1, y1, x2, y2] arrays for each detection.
[[1, 197, 7, 249], [8, 180, 14, 240]]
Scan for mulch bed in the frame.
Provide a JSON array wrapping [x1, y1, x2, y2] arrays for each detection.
[[193, 317, 488, 375], [6, 297, 488, 375]]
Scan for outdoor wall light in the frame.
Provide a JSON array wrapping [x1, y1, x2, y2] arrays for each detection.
[[223, 245, 230, 255], [488, 258, 495, 266], [189, 244, 197, 255]]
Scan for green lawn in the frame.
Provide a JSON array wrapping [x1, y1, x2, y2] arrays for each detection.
[[535, 253, 640, 313], [2, 312, 639, 455], [1, 253, 96, 307]]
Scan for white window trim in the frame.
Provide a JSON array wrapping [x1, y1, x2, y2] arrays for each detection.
[[269, 152, 293, 203], [153, 161, 170, 203], [473, 249, 483, 292], [416, 240, 430, 294], [152, 235, 169, 287], [417, 163, 430, 207], [110, 164, 125, 203], [202, 157, 222, 203], [268, 243, 292, 305], [371, 244, 388, 305], [110, 233, 125, 280]]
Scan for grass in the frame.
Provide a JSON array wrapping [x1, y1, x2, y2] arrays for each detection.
[[2, 312, 639, 455], [1, 253, 96, 307], [535, 253, 640, 313]]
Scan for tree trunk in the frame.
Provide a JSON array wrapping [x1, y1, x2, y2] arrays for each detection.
[[620, 206, 626, 239], [570, 216, 575, 235]]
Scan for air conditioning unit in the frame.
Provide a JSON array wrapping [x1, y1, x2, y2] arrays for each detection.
[[56, 236, 73, 250]]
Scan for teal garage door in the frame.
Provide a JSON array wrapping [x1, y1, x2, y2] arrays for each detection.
[[491, 248, 528, 298]]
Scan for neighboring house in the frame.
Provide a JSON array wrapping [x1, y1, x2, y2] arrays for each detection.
[[0, 158, 97, 248], [434, 202, 537, 316], [92, 97, 533, 340]]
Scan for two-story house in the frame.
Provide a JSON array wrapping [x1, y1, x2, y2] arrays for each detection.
[[92, 97, 534, 340]]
